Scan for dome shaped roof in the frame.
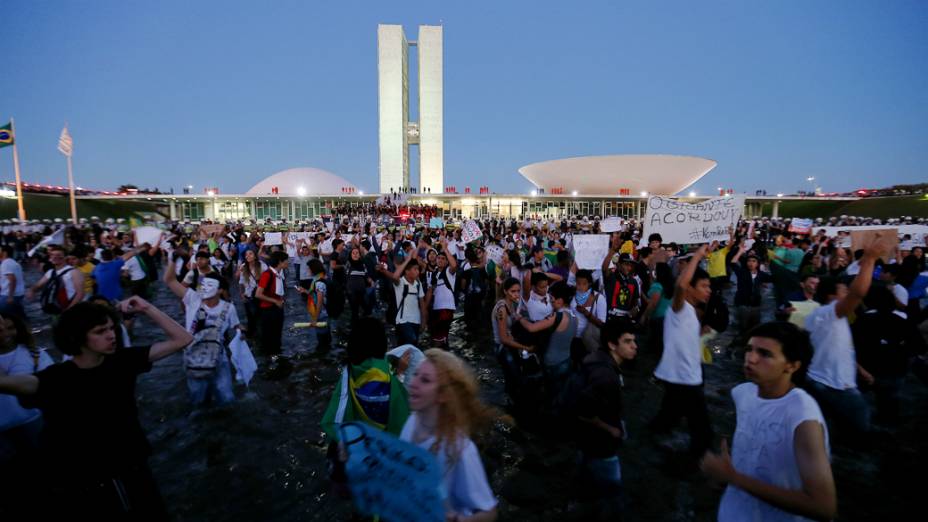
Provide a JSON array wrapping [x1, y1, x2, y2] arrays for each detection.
[[245, 167, 357, 196], [518, 154, 717, 196]]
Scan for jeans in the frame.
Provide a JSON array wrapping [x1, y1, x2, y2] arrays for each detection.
[[187, 355, 235, 406], [578, 454, 623, 516], [805, 378, 870, 433], [396, 322, 420, 346]]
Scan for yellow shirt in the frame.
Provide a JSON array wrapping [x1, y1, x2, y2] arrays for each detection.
[[77, 261, 95, 296], [706, 246, 730, 278]]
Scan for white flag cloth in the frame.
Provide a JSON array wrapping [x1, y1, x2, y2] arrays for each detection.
[[27, 228, 66, 257], [228, 331, 257, 386], [58, 126, 73, 157]]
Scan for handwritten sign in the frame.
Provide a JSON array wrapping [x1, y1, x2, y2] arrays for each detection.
[[486, 244, 505, 266], [788, 218, 813, 234], [643, 195, 744, 245], [462, 220, 482, 244], [264, 232, 283, 246], [340, 422, 444, 522], [850, 228, 898, 262], [572, 234, 610, 269], [133, 226, 162, 247], [600, 217, 623, 233], [199, 224, 225, 238], [428, 217, 444, 229]]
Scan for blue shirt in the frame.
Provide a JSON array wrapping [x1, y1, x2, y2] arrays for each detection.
[[92, 258, 125, 301]]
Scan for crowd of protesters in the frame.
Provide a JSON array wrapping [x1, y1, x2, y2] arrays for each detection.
[[0, 209, 927, 520]]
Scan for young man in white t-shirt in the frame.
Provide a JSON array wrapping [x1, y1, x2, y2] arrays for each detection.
[[425, 238, 458, 347], [650, 244, 714, 459], [0, 245, 26, 319], [702, 321, 836, 522], [388, 249, 427, 346], [803, 239, 885, 435], [26, 245, 84, 314]]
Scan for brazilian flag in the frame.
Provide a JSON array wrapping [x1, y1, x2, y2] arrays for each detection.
[[0, 123, 13, 149]]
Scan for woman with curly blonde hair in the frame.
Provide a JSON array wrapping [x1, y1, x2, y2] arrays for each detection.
[[401, 349, 499, 522]]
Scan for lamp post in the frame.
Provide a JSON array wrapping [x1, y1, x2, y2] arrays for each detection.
[[806, 176, 815, 195]]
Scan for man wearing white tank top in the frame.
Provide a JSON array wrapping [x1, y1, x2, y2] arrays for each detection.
[[702, 321, 836, 522], [803, 238, 886, 435], [650, 245, 714, 459]]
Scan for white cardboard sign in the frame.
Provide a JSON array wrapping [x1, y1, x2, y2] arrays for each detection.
[[572, 234, 610, 269], [643, 195, 744, 245]]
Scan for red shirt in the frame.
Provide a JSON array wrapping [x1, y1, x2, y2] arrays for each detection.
[[257, 270, 280, 309]]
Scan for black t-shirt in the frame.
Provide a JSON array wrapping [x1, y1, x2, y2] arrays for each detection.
[[19, 346, 154, 476]]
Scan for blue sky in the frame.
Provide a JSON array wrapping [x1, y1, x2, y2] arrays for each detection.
[[2, 0, 926, 196]]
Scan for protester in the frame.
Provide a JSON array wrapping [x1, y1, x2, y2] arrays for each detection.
[[0, 245, 25, 320], [26, 244, 85, 314], [235, 248, 266, 338], [255, 251, 289, 355], [0, 297, 192, 518], [401, 349, 499, 521], [388, 249, 428, 346], [573, 319, 638, 517], [650, 244, 714, 460], [425, 237, 458, 347], [701, 321, 837, 522]]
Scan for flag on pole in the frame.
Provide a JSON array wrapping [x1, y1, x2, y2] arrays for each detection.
[[0, 122, 13, 149], [58, 125, 73, 156]]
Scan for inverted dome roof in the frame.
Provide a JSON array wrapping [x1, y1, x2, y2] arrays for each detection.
[[518, 154, 717, 195], [246, 167, 356, 196]]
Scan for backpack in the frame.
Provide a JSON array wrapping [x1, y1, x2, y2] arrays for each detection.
[[184, 301, 231, 379], [40, 267, 74, 315], [429, 268, 457, 307], [553, 358, 612, 420], [467, 265, 488, 295], [394, 279, 420, 322]]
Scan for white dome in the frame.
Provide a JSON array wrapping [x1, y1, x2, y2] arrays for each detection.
[[518, 154, 717, 196], [245, 167, 357, 196]]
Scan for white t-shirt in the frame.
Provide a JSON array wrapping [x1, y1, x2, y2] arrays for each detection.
[[570, 292, 607, 339], [1, 258, 25, 297], [238, 261, 268, 297], [44, 266, 77, 300], [0, 346, 54, 430], [123, 256, 147, 282], [805, 302, 857, 390], [654, 300, 703, 385], [394, 277, 425, 324], [428, 268, 457, 311], [522, 291, 553, 322], [182, 289, 240, 336], [718, 383, 829, 522], [399, 413, 498, 517]]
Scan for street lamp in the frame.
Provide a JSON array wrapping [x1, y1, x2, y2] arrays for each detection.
[[689, 191, 697, 197], [530, 189, 537, 197], [640, 191, 648, 197], [571, 190, 578, 196], [806, 176, 815, 195]]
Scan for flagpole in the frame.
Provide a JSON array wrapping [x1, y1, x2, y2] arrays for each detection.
[[66, 153, 77, 224], [10, 118, 26, 221]]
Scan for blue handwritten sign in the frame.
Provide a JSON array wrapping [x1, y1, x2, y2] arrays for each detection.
[[340, 422, 444, 522], [429, 217, 444, 229]]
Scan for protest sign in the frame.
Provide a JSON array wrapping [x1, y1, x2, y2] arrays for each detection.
[[572, 234, 610, 269], [788, 218, 813, 234], [199, 224, 225, 237], [486, 244, 505, 266], [850, 228, 898, 262], [600, 217, 623, 233], [462, 220, 482, 243], [264, 232, 283, 246], [340, 422, 444, 522], [133, 226, 162, 247], [643, 195, 744, 245], [428, 217, 444, 229], [289, 231, 310, 242]]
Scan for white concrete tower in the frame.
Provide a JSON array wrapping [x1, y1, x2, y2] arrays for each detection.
[[378, 24, 443, 194]]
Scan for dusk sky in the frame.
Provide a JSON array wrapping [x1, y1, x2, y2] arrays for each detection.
[[2, 0, 926, 196]]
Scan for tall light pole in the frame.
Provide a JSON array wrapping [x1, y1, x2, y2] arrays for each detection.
[[806, 176, 815, 195]]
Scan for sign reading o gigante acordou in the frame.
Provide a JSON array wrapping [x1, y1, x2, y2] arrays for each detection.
[[643, 195, 745, 245]]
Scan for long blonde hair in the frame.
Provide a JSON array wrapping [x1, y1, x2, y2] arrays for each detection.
[[424, 349, 500, 460]]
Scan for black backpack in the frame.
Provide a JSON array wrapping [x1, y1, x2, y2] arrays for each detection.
[[41, 267, 74, 315]]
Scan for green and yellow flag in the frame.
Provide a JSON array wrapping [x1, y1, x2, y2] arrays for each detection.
[[0, 123, 13, 149]]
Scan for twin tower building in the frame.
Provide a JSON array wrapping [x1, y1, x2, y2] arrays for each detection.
[[378, 24, 443, 195]]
